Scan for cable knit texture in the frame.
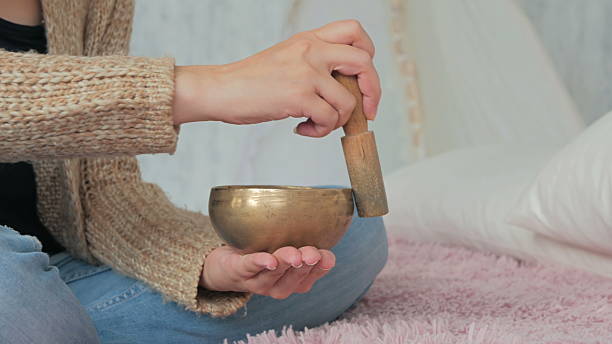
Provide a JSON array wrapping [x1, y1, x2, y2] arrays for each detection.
[[0, 0, 250, 316]]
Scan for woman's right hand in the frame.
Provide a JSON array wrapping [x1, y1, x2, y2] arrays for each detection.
[[200, 245, 336, 299], [172, 19, 381, 138]]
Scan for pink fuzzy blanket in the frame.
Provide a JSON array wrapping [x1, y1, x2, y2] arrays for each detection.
[[235, 237, 612, 344]]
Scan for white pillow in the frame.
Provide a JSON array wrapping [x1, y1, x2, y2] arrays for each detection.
[[508, 111, 612, 256], [384, 144, 612, 277]]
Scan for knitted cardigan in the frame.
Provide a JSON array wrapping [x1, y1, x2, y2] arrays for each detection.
[[0, 0, 250, 317]]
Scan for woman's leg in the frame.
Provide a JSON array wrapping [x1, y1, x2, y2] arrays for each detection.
[[60, 214, 388, 343], [0, 225, 99, 344]]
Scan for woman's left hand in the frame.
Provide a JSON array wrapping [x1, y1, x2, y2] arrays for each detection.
[[200, 245, 335, 299]]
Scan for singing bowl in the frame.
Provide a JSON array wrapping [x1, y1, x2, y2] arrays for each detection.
[[208, 186, 354, 253]]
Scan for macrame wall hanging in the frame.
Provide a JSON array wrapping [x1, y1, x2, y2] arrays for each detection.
[[389, 0, 426, 159]]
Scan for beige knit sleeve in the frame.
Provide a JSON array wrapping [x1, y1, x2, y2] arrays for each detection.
[[82, 157, 251, 317], [0, 50, 178, 162]]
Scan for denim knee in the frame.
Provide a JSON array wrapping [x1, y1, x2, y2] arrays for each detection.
[[361, 215, 388, 273], [330, 213, 388, 297], [314, 184, 389, 275], [0, 225, 99, 344], [0, 225, 42, 252]]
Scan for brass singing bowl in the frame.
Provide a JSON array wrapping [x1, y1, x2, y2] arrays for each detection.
[[208, 186, 354, 253]]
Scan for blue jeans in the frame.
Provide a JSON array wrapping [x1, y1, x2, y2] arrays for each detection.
[[0, 214, 387, 343]]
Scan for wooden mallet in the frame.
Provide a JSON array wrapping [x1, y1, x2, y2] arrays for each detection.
[[333, 72, 389, 218]]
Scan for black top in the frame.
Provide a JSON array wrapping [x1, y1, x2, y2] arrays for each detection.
[[0, 16, 64, 254]]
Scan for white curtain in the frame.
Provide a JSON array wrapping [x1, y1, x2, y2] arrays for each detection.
[[519, 0, 612, 124], [402, 0, 585, 156]]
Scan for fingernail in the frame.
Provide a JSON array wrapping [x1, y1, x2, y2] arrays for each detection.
[[292, 263, 303, 268], [266, 265, 277, 271], [306, 261, 318, 266]]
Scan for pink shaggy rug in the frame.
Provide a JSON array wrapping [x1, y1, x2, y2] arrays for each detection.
[[234, 236, 612, 344]]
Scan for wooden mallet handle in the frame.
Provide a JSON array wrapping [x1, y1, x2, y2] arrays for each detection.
[[333, 72, 389, 217]]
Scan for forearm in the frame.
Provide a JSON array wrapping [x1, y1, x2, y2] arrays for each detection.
[[0, 51, 177, 162]]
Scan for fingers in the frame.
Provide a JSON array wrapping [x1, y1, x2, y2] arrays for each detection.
[[315, 75, 356, 129], [296, 53, 380, 137], [289, 19, 379, 133], [317, 44, 381, 120], [241, 246, 300, 294], [266, 246, 321, 299], [318, 249, 336, 271], [294, 95, 339, 137], [295, 249, 336, 293], [312, 19, 375, 57], [274, 246, 303, 268], [299, 246, 322, 266], [269, 264, 313, 299], [357, 67, 381, 120]]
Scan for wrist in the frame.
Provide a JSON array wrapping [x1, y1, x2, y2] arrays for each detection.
[[199, 264, 216, 290], [200, 248, 250, 293], [172, 65, 223, 125]]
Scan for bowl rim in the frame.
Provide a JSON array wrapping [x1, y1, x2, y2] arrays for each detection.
[[211, 185, 352, 192]]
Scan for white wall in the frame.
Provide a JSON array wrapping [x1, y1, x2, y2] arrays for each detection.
[[519, 0, 612, 123]]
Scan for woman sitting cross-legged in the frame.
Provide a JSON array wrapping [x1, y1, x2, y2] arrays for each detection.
[[0, 1, 387, 343]]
